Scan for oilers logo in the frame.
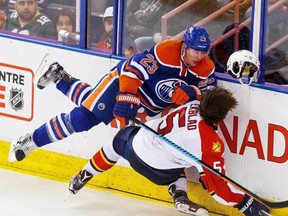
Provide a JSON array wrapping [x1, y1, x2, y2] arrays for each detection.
[[10, 88, 24, 110], [155, 79, 188, 103], [98, 102, 105, 110]]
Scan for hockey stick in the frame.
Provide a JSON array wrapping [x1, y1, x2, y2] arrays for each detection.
[[130, 116, 288, 209]]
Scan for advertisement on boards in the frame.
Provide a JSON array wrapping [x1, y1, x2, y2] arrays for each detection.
[[0, 62, 34, 121]]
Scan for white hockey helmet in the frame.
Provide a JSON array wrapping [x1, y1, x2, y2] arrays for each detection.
[[227, 50, 260, 85]]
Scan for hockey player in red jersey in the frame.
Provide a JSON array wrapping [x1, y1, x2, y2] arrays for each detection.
[[68, 87, 270, 216], [9, 26, 216, 163]]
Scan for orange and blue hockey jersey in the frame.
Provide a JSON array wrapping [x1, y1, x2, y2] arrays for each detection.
[[33, 39, 216, 147], [81, 39, 216, 122], [116, 40, 216, 116]]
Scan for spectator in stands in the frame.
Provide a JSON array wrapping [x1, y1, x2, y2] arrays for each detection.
[[0, 0, 7, 11], [0, 10, 4, 28], [54, 7, 78, 45], [3, 0, 56, 39], [55, 8, 75, 34], [0, 0, 16, 28], [94, 6, 113, 50], [95, 6, 139, 55], [0, 0, 6, 28], [6, 0, 15, 13]]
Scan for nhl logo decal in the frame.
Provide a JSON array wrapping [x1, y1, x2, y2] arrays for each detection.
[[10, 88, 24, 110]]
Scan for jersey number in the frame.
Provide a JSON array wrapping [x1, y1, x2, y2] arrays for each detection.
[[37, 16, 51, 25], [213, 161, 222, 173], [140, 54, 158, 74], [157, 107, 186, 135]]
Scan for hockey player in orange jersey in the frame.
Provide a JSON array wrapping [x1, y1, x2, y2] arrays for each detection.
[[9, 26, 216, 163], [68, 87, 270, 216]]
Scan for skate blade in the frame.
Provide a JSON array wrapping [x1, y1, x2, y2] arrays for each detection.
[[260, 210, 272, 216], [64, 191, 75, 201], [64, 192, 71, 201], [177, 204, 209, 216], [8, 142, 17, 162], [33, 53, 55, 85]]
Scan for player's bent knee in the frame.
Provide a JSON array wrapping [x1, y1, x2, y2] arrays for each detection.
[[69, 106, 101, 132]]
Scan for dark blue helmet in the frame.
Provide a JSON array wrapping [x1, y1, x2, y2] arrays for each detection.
[[183, 26, 210, 52]]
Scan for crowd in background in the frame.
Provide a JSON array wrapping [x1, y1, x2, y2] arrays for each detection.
[[0, 0, 287, 85]]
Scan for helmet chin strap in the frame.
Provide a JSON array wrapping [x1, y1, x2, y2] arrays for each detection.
[[239, 77, 253, 85]]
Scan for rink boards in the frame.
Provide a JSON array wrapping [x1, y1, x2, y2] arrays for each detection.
[[0, 36, 288, 215]]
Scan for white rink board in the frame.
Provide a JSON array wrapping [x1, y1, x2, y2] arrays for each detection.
[[0, 37, 120, 160], [0, 36, 288, 201], [218, 81, 288, 201]]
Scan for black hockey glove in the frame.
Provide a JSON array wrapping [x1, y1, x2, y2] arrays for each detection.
[[235, 194, 270, 216]]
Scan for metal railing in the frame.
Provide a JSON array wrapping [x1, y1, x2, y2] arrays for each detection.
[[163, 0, 287, 53], [165, 0, 240, 50]]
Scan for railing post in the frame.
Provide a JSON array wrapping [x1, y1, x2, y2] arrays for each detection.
[[79, 0, 88, 49], [251, 0, 269, 83], [113, 0, 126, 56]]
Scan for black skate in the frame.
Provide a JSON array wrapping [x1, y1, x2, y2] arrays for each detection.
[[37, 62, 73, 89], [68, 169, 93, 194], [169, 184, 209, 216]]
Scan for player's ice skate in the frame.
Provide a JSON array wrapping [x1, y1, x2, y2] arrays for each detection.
[[68, 169, 93, 194], [8, 134, 37, 162], [174, 197, 209, 216], [169, 184, 209, 216], [34, 53, 73, 90], [37, 62, 70, 89]]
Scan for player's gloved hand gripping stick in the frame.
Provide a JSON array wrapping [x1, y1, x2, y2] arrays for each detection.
[[130, 116, 288, 210], [113, 91, 140, 126]]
